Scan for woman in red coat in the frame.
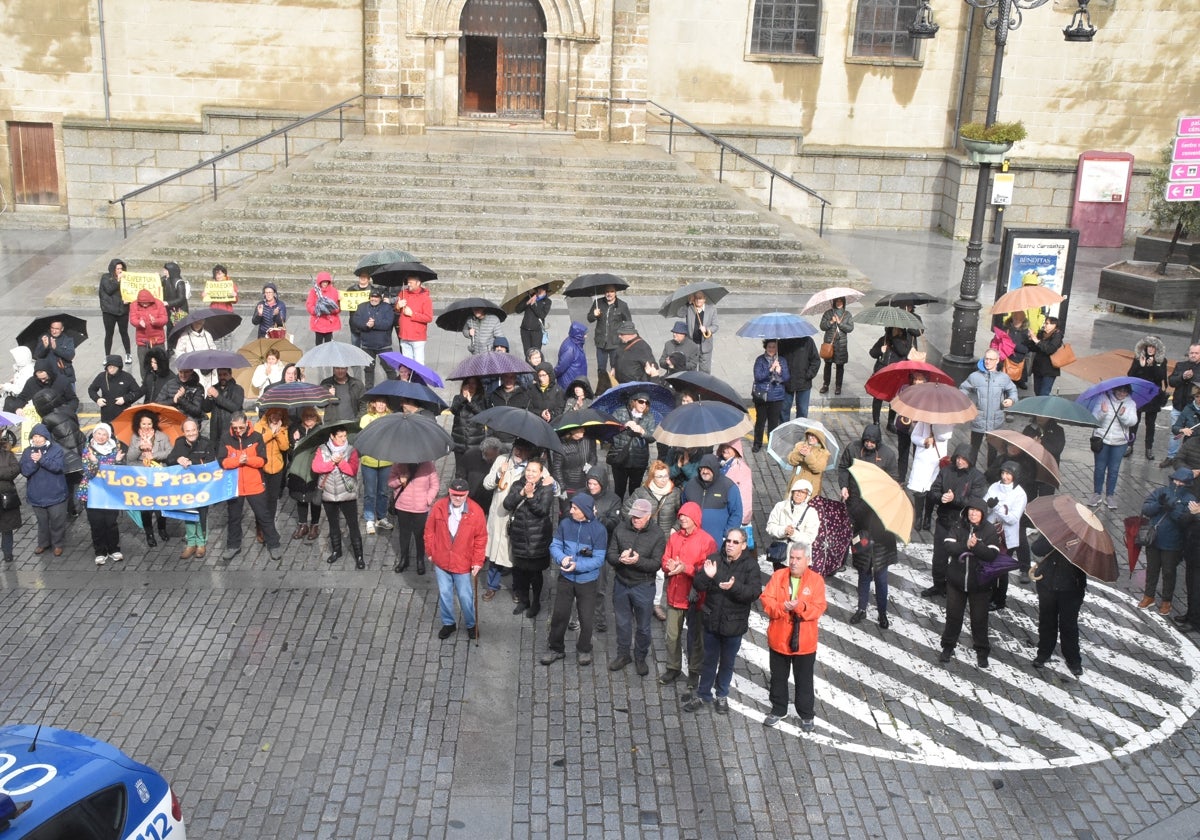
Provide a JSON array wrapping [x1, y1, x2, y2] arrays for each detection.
[[306, 271, 342, 345], [759, 540, 827, 731]]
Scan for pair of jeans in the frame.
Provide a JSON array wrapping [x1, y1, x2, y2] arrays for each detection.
[[1033, 374, 1057, 397], [786, 388, 812, 421], [612, 578, 654, 661], [1036, 586, 1084, 668], [548, 576, 598, 653], [856, 566, 888, 614], [1092, 442, 1126, 495], [486, 561, 508, 592], [1167, 408, 1183, 458], [360, 465, 391, 522], [226, 492, 280, 550], [696, 630, 743, 700], [435, 566, 477, 629], [768, 649, 816, 719]]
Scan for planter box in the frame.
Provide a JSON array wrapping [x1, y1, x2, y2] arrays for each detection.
[[1097, 260, 1200, 316], [961, 138, 1013, 165], [1131, 230, 1200, 268]]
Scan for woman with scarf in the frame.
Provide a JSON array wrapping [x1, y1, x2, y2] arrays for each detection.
[[306, 272, 341, 346], [939, 497, 1002, 669], [251, 283, 288, 338], [984, 461, 1027, 611], [818, 297, 854, 396], [78, 423, 127, 566], [1127, 335, 1169, 461], [124, 409, 172, 546], [623, 460, 681, 621], [1089, 383, 1137, 509], [287, 407, 323, 541], [312, 427, 363, 568]]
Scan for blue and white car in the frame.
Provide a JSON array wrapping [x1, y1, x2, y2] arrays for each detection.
[[0, 725, 185, 840]]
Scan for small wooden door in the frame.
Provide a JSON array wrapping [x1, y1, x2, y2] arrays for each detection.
[[8, 122, 59, 205], [459, 0, 546, 119]]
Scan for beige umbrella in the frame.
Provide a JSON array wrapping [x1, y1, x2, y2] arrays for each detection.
[[985, 429, 1061, 487], [235, 337, 303, 398], [500, 276, 565, 314], [1025, 495, 1118, 583], [847, 460, 913, 543], [991, 285, 1065, 314]]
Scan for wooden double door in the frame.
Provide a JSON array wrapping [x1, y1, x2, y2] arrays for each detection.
[[459, 0, 546, 119]]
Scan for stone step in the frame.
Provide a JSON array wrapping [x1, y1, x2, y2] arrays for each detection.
[[254, 187, 743, 212], [331, 147, 682, 172], [264, 178, 735, 201], [311, 158, 692, 182]]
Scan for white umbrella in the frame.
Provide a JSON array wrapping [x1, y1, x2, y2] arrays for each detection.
[[766, 418, 841, 473], [800, 286, 865, 315]]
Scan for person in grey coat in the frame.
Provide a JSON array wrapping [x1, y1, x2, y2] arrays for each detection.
[[959, 348, 1016, 469], [818, 298, 854, 395], [683, 290, 719, 374], [463, 308, 505, 355]]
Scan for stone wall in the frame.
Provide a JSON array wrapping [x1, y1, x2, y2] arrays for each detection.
[[63, 109, 362, 230]]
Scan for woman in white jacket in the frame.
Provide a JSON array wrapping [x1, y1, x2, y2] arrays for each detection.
[[1089, 384, 1138, 509], [985, 460, 1026, 610], [907, 419, 954, 532], [765, 477, 821, 559], [173, 321, 217, 389]]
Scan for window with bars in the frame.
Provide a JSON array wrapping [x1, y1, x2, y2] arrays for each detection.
[[749, 0, 820, 57], [852, 0, 922, 58]]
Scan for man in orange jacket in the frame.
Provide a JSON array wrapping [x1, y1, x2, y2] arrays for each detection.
[[219, 411, 282, 561], [759, 540, 827, 731]]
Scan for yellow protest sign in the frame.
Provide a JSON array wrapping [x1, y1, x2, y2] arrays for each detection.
[[203, 279, 237, 303], [120, 272, 163, 303], [342, 289, 372, 312]]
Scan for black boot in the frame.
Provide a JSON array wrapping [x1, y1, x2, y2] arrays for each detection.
[[157, 515, 169, 543], [350, 533, 365, 570], [145, 529, 157, 548], [912, 493, 926, 530], [326, 530, 342, 565], [416, 555, 426, 575]]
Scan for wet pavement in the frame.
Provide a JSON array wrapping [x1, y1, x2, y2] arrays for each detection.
[[2, 222, 1200, 839]]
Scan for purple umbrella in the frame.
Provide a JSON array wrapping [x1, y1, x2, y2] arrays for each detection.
[[1075, 376, 1162, 412], [175, 349, 250, 370], [447, 351, 533, 381], [378, 351, 444, 387], [808, 496, 853, 577]]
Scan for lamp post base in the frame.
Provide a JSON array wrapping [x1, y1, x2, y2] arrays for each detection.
[[941, 296, 983, 384]]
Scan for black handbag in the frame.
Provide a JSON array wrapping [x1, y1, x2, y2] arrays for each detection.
[[1136, 513, 1166, 548], [767, 540, 790, 569], [0, 489, 19, 511]]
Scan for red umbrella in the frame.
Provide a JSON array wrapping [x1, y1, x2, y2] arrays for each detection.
[[864, 360, 954, 402], [1123, 516, 1145, 574]]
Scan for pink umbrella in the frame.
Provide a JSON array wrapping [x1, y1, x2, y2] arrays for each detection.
[[800, 286, 865, 315], [989, 326, 1015, 358]]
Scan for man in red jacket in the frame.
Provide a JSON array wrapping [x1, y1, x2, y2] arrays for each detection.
[[395, 274, 434, 365], [426, 478, 487, 640], [659, 501, 716, 689], [219, 411, 282, 561]]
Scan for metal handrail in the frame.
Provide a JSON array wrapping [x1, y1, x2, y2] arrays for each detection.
[[647, 99, 830, 236], [109, 95, 368, 237]]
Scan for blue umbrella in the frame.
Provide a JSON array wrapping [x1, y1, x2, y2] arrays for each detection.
[[735, 312, 818, 340], [1075, 376, 1161, 412], [365, 379, 448, 412], [652, 401, 752, 448], [591, 381, 675, 423], [378, 351, 444, 387]]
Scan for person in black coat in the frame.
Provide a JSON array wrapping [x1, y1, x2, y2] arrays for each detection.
[[487, 374, 529, 444], [606, 499, 668, 674], [1029, 535, 1087, 676], [779, 335, 821, 421], [682, 528, 764, 713], [923, 444, 987, 597], [156, 366, 207, 430], [160, 261, 189, 322], [585, 285, 632, 391], [848, 508, 897, 629], [503, 458, 557, 618], [88, 355, 143, 424], [203, 368, 246, 440], [450, 377, 488, 456], [0, 428, 23, 563], [456, 436, 501, 513], [526, 363, 565, 424], [515, 285, 552, 356], [31, 389, 85, 517], [98, 257, 131, 360], [16, 359, 79, 415], [141, 347, 170, 407], [349, 289, 396, 388], [550, 428, 596, 514], [1021, 416, 1065, 499], [939, 497, 1002, 668], [31, 318, 77, 384]]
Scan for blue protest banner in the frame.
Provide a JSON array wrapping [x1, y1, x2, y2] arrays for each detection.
[[87, 462, 238, 511]]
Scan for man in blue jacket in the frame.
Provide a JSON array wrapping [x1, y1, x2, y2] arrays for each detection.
[[541, 493, 608, 667], [350, 288, 396, 388], [681, 454, 743, 547], [554, 321, 589, 391], [20, 423, 69, 555]]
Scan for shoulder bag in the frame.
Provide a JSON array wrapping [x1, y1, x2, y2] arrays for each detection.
[[1049, 342, 1076, 369]]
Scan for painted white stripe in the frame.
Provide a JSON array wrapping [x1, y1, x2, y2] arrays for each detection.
[[727, 674, 851, 739]]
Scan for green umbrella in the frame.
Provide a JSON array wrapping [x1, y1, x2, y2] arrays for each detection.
[[853, 306, 924, 331], [1006, 395, 1100, 428]]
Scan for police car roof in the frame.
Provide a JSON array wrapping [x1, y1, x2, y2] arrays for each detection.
[[0, 725, 164, 831]]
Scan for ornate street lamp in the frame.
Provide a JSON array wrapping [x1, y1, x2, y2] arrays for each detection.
[[911, 0, 1096, 382]]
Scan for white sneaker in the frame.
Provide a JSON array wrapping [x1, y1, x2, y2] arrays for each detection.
[[1087, 493, 1102, 506], [94, 555, 106, 566], [365, 520, 376, 535], [1105, 496, 1119, 509], [110, 551, 124, 562]]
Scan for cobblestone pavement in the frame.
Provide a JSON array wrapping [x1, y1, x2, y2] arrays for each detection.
[[2, 228, 1200, 839]]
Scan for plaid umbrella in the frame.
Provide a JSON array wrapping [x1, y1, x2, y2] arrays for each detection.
[[256, 382, 333, 410], [854, 306, 924, 331]]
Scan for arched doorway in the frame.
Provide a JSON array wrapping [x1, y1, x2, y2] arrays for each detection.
[[459, 0, 547, 119]]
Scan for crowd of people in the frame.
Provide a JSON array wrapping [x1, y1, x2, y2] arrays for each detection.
[[2, 258, 1198, 733]]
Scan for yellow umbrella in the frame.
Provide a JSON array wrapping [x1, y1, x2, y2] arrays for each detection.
[[235, 337, 303, 397], [847, 459, 913, 543], [500, 276, 565, 314]]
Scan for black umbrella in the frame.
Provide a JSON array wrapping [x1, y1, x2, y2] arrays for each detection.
[[435, 298, 506, 333], [352, 412, 453, 464], [17, 314, 88, 350], [174, 349, 250, 370], [365, 379, 448, 412], [562, 273, 629, 298], [875, 292, 939, 308], [370, 260, 438, 287], [286, 419, 362, 482], [652, 401, 752, 449], [355, 249, 416, 277], [473, 406, 564, 454], [553, 408, 623, 441], [168, 307, 244, 342], [665, 371, 747, 412], [657, 281, 729, 318]]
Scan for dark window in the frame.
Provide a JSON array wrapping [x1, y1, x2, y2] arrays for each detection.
[[23, 783, 127, 840], [853, 0, 922, 58], [750, 0, 820, 56]]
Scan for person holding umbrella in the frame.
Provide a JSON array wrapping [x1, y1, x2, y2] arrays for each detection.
[[15, 359, 78, 415], [306, 272, 342, 346], [1089, 383, 1137, 509], [923, 445, 987, 597], [939, 497, 1003, 669], [1029, 533, 1088, 676], [684, 290, 719, 374], [760, 540, 827, 730], [867, 327, 911, 430], [550, 425, 596, 515], [88, 355, 142, 425], [1137, 467, 1197, 616], [123, 408, 172, 547], [167, 418, 214, 558], [515, 283, 552, 356], [786, 428, 830, 497], [426, 478, 486, 641], [750, 340, 789, 453], [481, 440, 532, 600], [984, 461, 1028, 612], [606, 390, 658, 499], [98, 257, 132, 364], [818, 297, 854, 395], [287, 407, 323, 541], [463, 306, 505, 356], [394, 274, 433, 364], [251, 348, 286, 395], [31, 318, 76, 385], [173, 318, 217, 389], [657, 321, 699, 375], [586, 285, 631, 392]]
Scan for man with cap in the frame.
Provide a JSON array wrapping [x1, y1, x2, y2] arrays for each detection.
[[426, 478, 488, 640], [657, 320, 699, 374], [394, 273, 434, 365], [682, 453, 743, 548], [88, 355, 142, 425], [607, 497, 667, 675], [350, 286, 396, 388], [586, 284, 631, 392], [541, 492, 608, 666], [610, 321, 656, 386]]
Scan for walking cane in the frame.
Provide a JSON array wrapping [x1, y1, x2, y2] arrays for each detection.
[[473, 569, 481, 643]]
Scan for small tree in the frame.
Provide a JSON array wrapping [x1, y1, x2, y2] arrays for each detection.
[[1148, 145, 1200, 275]]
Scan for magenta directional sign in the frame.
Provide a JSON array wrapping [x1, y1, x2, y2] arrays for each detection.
[[1170, 162, 1200, 181], [1174, 137, 1200, 161], [1165, 182, 1200, 202], [1179, 116, 1200, 137]]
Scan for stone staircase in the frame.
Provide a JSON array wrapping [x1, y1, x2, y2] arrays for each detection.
[[74, 133, 864, 301]]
